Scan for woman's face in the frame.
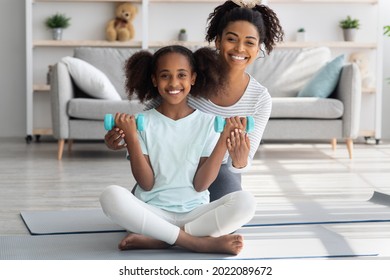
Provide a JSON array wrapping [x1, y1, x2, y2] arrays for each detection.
[[216, 20, 260, 71], [152, 52, 196, 106]]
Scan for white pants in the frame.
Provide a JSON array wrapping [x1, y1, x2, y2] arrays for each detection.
[[100, 185, 256, 245]]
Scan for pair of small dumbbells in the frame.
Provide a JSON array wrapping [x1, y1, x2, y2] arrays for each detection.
[[104, 114, 254, 133]]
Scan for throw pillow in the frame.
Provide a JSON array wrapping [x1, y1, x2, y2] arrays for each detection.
[[246, 47, 332, 97], [61, 56, 122, 100], [297, 54, 345, 98]]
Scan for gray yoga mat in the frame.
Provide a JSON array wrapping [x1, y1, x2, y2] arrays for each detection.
[[20, 191, 390, 235], [20, 208, 124, 235], [248, 191, 390, 227], [0, 225, 379, 260]]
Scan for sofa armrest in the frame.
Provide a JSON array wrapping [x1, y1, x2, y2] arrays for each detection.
[[50, 62, 75, 140], [334, 63, 362, 139]]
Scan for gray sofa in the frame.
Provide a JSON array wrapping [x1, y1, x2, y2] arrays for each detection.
[[50, 46, 361, 160], [246, 46, 361, 159]]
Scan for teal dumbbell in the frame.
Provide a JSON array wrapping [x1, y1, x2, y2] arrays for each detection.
[[104, 113, 145, 132], [214, 116, 254, 133]]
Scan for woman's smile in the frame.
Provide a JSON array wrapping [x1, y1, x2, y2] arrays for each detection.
[[168, 89, 182, 95]]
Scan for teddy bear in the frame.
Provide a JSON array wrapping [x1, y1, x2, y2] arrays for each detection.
[[348, 52, 375, 88], [106, 2, 137, 42]]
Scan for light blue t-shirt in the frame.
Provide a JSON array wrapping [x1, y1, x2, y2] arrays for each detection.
[[134, 109, 219, 213]]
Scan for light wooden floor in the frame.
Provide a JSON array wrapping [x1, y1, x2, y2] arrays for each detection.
[[1, 138, 390, 259]]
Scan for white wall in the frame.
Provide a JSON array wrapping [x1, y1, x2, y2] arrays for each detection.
[[381, 0, 390, 140], [0, 0, 389, 139], [0, 0, 26, 137]]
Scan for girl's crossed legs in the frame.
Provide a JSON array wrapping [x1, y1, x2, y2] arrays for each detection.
[[100, 185, 256, 255]]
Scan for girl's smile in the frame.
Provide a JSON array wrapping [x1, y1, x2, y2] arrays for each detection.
[[167, 89, 182, 95], [152, 52, 196, 105]]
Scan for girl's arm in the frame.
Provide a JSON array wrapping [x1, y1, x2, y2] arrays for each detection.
[[115, 113, 155, 191], [193, 117, 242, 192]]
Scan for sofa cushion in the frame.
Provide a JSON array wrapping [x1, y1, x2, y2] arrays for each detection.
[[297, 55, 345, 98], [246, 47, 331, 97], [73, 47, 145, 100], [271, 97, 343, 119], [61, 56, 122, 101], [68, 99, 145, 120]]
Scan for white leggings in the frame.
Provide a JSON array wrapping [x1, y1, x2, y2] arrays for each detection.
[[100, 185, 256, 245]]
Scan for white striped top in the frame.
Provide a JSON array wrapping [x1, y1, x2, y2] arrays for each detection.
[[145, 74, 272, 173]]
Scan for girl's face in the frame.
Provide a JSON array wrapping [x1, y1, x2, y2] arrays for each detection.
[[152, 52, 196, 105], [216, 20, 260, 71]]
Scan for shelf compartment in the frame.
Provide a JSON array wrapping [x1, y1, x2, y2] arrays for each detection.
[[33, 84, 50, 92], [32, 40, 377, 49], [277, 41, 377, 49], [33, 40, 143, 48], [268, 0, 378, 4], [32, 128, 53, 135]]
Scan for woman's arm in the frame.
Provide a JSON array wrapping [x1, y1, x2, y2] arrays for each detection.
[[227, 118, 251, 169], [227, 88, 272, 173], [115, 113, 155, 191]]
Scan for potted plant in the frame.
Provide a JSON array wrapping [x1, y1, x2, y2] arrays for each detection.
[[178, 28, 188, 41], [384, 25, 390, 36], [45, 13, 71, 40], [339, 16, 360, 42], [296, 27, 306, 42]]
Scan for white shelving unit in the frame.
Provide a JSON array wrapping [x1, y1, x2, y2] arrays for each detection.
[[26, 0, 383, 143], [25, 0, 144, 142], [267, 0, 383, 144]]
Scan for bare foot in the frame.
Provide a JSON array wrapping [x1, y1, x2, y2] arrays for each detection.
[[176, 232, 244, 255], [119, 233, 170, 250]]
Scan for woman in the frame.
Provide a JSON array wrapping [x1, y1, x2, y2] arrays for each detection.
[[104, 0, 284, 201]]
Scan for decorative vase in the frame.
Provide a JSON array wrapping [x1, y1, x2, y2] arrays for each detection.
[[178, 32, 187, 41], [296, 32, 306, 42], [342, 28, 356, 42], [52, 28, 63, 40]]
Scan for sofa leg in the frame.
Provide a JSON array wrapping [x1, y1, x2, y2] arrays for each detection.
[[331, 138, 337, 151], [68, 139, 73, 154], [57, 139, 65, 160], [346, 138, 353, 159]]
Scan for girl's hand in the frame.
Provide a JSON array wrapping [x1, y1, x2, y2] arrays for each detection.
[[104, 128, 127, 150], [221, 116, 245, 140], [114, 113, 138, 143]]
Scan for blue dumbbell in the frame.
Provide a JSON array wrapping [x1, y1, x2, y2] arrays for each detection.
[[214, 116, 254, 133], [104, 113, 145, 132]]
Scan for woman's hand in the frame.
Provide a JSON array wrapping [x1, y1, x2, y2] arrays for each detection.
[[104, 128, 127, 150], [221, 116, 243, 140], [224, 117, 250, 169], [227, 128, 250, 169]]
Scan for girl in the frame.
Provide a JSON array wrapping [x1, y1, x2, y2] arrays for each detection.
[[100, 45, 256, 255], [105, 0, 284, 201]]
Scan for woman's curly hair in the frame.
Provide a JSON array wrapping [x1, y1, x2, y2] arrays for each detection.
[[124, 45, 226, 103], [205, 1, 284, 54]]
